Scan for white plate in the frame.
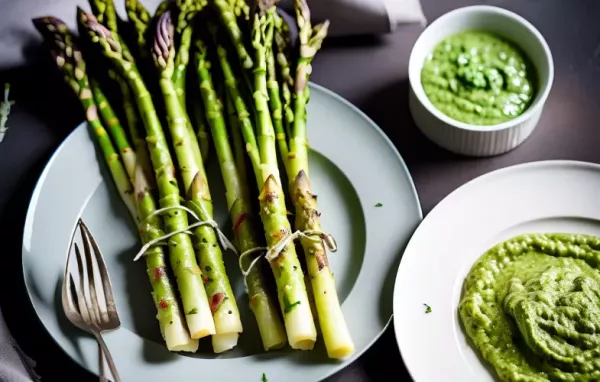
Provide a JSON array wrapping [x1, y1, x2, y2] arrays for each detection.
[[393, 160, 600, 382], [22, 83, 422, 382]]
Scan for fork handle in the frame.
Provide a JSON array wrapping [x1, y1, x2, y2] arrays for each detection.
[[95, 333, 121, 382]]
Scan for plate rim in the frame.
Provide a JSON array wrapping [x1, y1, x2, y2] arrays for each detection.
[[21, 81, 423, 381], [392, 159, 600, 382]]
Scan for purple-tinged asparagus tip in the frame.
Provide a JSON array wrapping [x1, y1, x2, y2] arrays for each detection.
[[77, 7, 110, 39], [31, 17, 47, 32], [32, 16, 68, 37], [152, 11, 174, 68]]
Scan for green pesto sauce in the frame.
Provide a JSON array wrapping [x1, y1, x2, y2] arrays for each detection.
[[421, 31, 537, 125], [459, 233, 600, 382]]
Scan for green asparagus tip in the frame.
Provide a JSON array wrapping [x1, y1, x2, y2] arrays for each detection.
[[310, 20, 330, 46], [294, 0, 310, 22]]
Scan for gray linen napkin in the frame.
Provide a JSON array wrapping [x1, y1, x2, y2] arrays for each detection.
[[0, 308, 40, 382], [0, 0, 425, 69], [1, 0, 425, 380]]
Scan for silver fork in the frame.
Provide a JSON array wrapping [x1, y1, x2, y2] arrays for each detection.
[[62, 218, 122, 382]]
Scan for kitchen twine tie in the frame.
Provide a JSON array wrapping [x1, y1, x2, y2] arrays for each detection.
[[238, 230, 338, 290], [132, 205, 237, 261]]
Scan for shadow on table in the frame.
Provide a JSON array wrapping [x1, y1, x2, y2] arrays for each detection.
[[0, 160, 97, 382], [0, 41, 95, 380], [358, 78, 462, 167]]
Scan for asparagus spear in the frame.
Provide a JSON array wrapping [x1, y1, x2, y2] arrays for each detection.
[[285, 0, 355, 359], [273, 15, 294, 137], [174, 0, 210, 163], [125, 0, 151, 53], [33, 16, 198, 351], [87, 0, 139, 183], [88, 0, 117, 33], [153, 11, 242, 352], [219, 5, 317, 349], [78, 9, 216, 339], [196, 38, 287, 350], [265, 29, 288, 165], [213, 0, 253, 69]]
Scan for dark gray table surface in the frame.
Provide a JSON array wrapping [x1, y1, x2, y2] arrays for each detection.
[[1, 0, 599, 381]]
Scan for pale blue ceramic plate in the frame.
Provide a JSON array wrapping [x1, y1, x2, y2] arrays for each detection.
[[22, 83, 422, 382]]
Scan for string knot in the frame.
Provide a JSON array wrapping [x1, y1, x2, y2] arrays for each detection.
[[238, 229, 337, 292], [132, 205, 237, 261]]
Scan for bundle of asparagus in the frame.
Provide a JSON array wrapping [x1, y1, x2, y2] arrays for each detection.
[[34, 0, 354, 359]]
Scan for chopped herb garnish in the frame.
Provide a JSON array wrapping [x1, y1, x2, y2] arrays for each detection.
[[375, 202, 383, 207], [187, 308, 198, 315], [262, 373, 268, 382], [424, 303, 432, 314]]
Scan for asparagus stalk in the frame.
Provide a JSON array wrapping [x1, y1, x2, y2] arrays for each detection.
[[88, 0, 138, 183], [196, 39, 287, 350], [78, 9, 216, 339], [90, 77, 138, 182], [174, 0, 210, 163], [285, 0, 354, 359], [213, 0, 253, 69], [125, 0, 151, 53], [33, 16, 197, 351], [220, 5, 317, 349], [88, 0, 117, 33], [265, 31, 288, 165], [153, 11, 242, 352], [273, 16, 294, 136]]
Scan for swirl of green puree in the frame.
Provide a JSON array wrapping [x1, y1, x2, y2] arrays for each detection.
[[421, 31, 537, 126], [459, 233, 600, 382]]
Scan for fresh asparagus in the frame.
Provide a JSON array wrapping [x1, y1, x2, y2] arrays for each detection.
[[174, 0, 210, 163], [196, 38, 287, 350], [87, 0, 138, 184], [78, 9, 216, 339], [89, 0, 117, 33], [273, 14, 294, 137], [125, 0, 151, 53], [220, 4, 317, 349], [285, 0, 355, 359], [213, 0, 253, 69], [265, 28, 288, 166], [153, 11, 242, 352], [33, 16, 198, 351]]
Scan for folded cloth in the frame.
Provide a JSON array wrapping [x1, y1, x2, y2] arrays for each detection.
[[0, 0, 425, 68], [0, 308, 40, 382], [280, 0, 426, 36]]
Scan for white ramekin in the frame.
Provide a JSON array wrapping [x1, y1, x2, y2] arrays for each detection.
[[408, 5, 554, 157]]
